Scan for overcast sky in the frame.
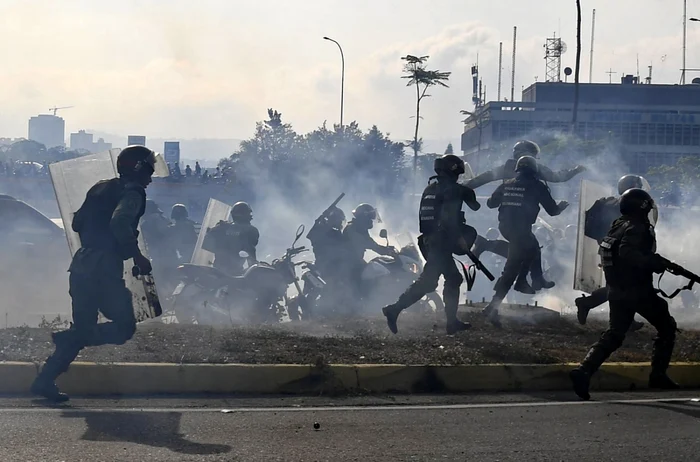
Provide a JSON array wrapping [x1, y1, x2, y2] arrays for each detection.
[[1, 0, 698, 146]]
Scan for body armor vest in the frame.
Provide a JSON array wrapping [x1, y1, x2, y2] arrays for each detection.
[[72, 178, 145, 256], [419, 178, 464, 235]]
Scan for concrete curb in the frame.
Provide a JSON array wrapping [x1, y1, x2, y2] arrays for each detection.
[[3, 362, 699, 395]]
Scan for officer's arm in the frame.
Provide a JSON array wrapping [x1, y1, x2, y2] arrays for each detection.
[[465, 165, 504, 189], [539, 164, 583, 183], [110, 187, 145, 259], [618, 224, 666, 272], [247, 227, 260, 262], [487, 184, 504, 209], [460, 185, 481, 211], [538, 183, 565, 216]]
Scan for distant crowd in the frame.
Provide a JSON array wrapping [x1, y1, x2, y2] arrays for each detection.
[[163, 161, 233, 185]]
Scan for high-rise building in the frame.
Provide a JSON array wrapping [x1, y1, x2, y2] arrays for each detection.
[[28, 114, 65, 148], [70, 130, 94, 151], [163, 141, 181, 166], [127, 135, 146, 146], [69, 130, 113, 153]]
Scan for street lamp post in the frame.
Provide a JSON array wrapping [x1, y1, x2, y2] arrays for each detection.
[[323, 36, 345, 127]]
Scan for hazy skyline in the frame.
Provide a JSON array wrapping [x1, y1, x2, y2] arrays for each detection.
[[1, 0, 698, 147]]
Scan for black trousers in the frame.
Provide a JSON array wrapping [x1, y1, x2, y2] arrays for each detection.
[[493, 226, 538, 299], [474, 235, 545, 281], [392, 231, 472, 324], [580, 293, 677, 376], [38, 270, 137, 381]]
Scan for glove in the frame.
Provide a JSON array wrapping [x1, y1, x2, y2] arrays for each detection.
[[558, 200, 570, 211], [133, 253, 153, 276], [650, 254, 669, 274]]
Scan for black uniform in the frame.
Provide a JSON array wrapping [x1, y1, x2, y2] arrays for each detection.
[[34, 178, 146, 390], [342, 219, 394, 294], [170, 218, 198, 263], [307, 220, 346, 279], [572, 216, 677, 394], [487, 173, 565, 302], [468, 159, 582, 285], [383, 175, 480, 333], [202, 221, 259, 276]]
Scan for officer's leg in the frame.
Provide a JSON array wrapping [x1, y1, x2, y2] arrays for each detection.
[[87, 277, 136, 346], [472, 235, 509, 259], [528, 239, 555, 290], [31, 271, 99, 401], [441, 255, 469, 334], [513, 234, 538, 295], [383, 251, 441, 334], [637, 295, 679, 388], [570, 300, 635, 400], [575, 287, 609, 325], [484, 232, 529, 326]]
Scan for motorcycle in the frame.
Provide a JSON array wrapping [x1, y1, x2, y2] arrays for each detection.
[[171, 225, 310, 324], [360, 230, 444, 313]]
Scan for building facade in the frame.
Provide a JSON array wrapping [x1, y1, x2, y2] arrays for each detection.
[[69, 130, 113, 153], [461, 79, 700, 174], [28, 115, 65, 149]]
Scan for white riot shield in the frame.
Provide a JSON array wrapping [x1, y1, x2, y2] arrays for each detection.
[[190, 198, 233, 266], [49, 149, 161, 322], [573, 180, 613, 293]]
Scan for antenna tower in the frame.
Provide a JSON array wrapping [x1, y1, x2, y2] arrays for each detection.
[[544, 34, 567, 82]]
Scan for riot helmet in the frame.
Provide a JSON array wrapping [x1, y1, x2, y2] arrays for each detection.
[[171, 203, 188, 221], [352, 203, 380, 229], [619, 188, 654, 217], [230, 201, 253, 223], [326, 206, 346, 230], [434, 154, 466, 178], [513, 140, 540, 159], [117, 145, 166, 185], [515, 155, 538, 175], [617, 174, 645, 196], [485, 228, 500, 240]]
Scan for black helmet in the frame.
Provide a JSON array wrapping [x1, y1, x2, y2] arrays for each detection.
[[513, 140, 540, 159], [171, 203, 188, 221], [515, 155, 538, 175], [352, 203, 378, 221], [230, 201, 253, 222], [326, 206, 346, 229], [117, 145, 158, 178], [434, 154, 466, 177], [485, 228, 500, 240], [145, 199, 162, 215], [619, 188, 654, 217], [617, 174, 644, 196]]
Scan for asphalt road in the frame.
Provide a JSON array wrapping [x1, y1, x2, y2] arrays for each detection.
[[0, 391, 699, 461]]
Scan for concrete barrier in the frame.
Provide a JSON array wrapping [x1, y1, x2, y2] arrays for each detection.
[[2, 362, 698, 395]]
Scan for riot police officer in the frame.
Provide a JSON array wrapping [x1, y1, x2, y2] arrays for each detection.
[[483, 156, 569, 327], [382, 154, 480, 335], [169, 203, 198, 263], [342, 203, 396, 290], [570, 188, 679, 401], [202, 201, 259, 276], [307, 206, 346, 278], [468, 140, 584, 290], [575, 174, 648, 330], [31, 145, 160, 402]]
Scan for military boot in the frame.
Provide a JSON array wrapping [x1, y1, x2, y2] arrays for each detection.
[[30, 358, 70, 403], [649, 337, 678, 390], [569, 368, 591, 401], [446, 319, 471, 335], [531, 276, 555, 291], [514, 278, 536, 295], [382, 304, 402, 335], [482, 297, 503, 328]]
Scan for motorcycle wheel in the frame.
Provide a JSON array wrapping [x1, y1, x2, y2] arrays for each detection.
[[420, 292, 444, 314]]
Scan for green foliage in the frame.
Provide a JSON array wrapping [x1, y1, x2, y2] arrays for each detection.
[[38, 314, 71, 331], [220, 110, 407, 197], [401, 55, 451, 161], [0, 139, 87, 164], [647, 156, 700, 192]]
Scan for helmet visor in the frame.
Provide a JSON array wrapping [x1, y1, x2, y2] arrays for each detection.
[[147, 151, 170, 178]]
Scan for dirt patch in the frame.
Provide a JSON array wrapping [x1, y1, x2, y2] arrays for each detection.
[[3, 310, 700, 365]]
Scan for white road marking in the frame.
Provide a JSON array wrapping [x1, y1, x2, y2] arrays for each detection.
[[0, 397, 697, 413]]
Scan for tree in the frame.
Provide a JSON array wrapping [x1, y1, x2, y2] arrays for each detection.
[[444, 143, 454, 155], [401, 55, 451, 179]]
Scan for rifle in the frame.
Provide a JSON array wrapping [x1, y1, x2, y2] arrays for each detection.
[[315, 193, 345, 224], [465, 250, 495, 281], [657, 257, 700, 299]]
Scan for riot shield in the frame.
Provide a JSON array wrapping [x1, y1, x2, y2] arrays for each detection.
[[190, 198, 233, 266], [49, 150, 161, 322], [573, 180, 613, 293]]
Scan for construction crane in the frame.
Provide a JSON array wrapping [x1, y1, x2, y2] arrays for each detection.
[[48, 106, 74, 116]]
